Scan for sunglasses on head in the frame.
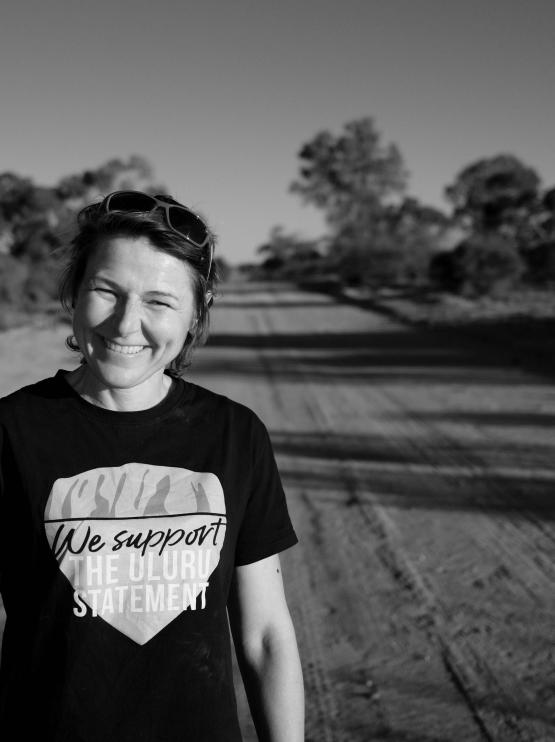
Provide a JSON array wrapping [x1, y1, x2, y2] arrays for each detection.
[[101, 190, 213, 279]]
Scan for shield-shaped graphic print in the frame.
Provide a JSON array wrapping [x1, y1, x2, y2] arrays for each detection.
[[44, 463, 227, 645]]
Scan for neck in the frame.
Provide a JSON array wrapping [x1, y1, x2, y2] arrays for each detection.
[[67, 366, 173, 412]]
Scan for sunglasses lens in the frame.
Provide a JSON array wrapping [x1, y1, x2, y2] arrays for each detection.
[[168, 206, 208, 246], [106, 192, 157, 212]]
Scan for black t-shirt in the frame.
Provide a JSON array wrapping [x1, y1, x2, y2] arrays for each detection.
[[0, 371, 297, 741]]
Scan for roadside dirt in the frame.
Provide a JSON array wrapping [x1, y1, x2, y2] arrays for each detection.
[[1, 283, 555, 741]]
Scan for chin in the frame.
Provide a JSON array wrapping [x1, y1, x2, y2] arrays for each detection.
[[87, 361, 159, 391]]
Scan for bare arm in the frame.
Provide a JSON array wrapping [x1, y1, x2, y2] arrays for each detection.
[[228, 554, 304, 742]]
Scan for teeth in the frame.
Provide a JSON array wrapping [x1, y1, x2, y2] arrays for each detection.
[[104, 339, 145, 355]]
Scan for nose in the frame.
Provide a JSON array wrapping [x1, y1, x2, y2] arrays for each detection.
[[112, 297, 142, 337]]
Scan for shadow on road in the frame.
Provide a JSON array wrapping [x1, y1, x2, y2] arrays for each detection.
[[321, 285, 555, 378], [199, 286, 555, 524], [198, 325, 553, 386], [395, 410, 555, 427], [270, 430, 555, 518]]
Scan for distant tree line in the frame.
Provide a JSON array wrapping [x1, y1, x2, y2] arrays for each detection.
[[256, 118, 555, 296], [0, 155, 162, 313], [0, 156, 236, 323], [2, 131, 554, 318]]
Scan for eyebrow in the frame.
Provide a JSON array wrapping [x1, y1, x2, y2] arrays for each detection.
[[144, 290, 180, 302]]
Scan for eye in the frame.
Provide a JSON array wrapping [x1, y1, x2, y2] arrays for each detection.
[[148, 299, 171, 308], [94, 287, 115, 297]]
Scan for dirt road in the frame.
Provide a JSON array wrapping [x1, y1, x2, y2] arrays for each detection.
[[1, 283, 555, 741]]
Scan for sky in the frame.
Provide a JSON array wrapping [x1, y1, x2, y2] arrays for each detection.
[[1, 0, 554, 263]]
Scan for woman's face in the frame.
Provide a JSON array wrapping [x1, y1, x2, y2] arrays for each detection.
[[73, 235, 196, 394]]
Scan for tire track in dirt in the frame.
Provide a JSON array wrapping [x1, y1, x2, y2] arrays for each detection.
[[363, 382, 555, 607], [364, 379, 555, 738], [248, 297, 490, 741], [242, 284, 555, 741]]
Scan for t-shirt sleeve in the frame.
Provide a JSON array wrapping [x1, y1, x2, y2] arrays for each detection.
[[234, 416, 298, 566]]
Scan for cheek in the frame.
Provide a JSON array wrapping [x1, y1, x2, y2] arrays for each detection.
[[72, 294, 107, 337], [147, 311, 192, 352], [168, 314, 195, 348]]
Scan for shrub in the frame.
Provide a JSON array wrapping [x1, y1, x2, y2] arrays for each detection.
[[23, 256, 63, 305], [397, 237, 437, 285], [436, 233, 525, 296], [523, 241, 555, 283], [333, 239, 427, 287], [362, 245, 407, 286], [0, 254, 29, 305], [429, 250, 457, 291]]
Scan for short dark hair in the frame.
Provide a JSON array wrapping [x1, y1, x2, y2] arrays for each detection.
[[59, 203, 217, 376]]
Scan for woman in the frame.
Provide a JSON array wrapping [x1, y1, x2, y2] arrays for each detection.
[[0, 192, 304, 741]]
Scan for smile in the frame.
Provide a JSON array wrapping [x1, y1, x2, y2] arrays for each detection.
[[104, 339, 146, 355]]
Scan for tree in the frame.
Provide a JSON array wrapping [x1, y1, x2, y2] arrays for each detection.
[[0, 156, 162, 309], [256, 226, 322, 277], [520, 185, 555, 282], [290, 117, 407, 235], [325, 197, 450, 287], [382, 198, 450, 285], [56, 155, 161, 203], [543, 187, 555, 214], [0, 253, 29, 304], [0, 173, 39, 223], [445, 154, 541, 232], [289, 118, 414, 287]]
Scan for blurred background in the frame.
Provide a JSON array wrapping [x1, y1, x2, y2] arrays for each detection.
[[1, 1, 555, 740], [1, 0, 554, 314]]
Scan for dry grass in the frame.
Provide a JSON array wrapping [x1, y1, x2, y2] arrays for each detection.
[[339, 284, 555, 377], [343, 285, 555, 326]]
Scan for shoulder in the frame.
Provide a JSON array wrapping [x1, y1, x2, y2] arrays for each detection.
[[0, 374, 74, 444], [0, 374, 63, 418], [184, 380, 262, 422], [182, 380, 270, 440]]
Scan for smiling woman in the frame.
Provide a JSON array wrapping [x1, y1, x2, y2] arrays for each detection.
[[60, 194, 215, 387], [69, 235, 197, 410], [0, 192, 304, 742]]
